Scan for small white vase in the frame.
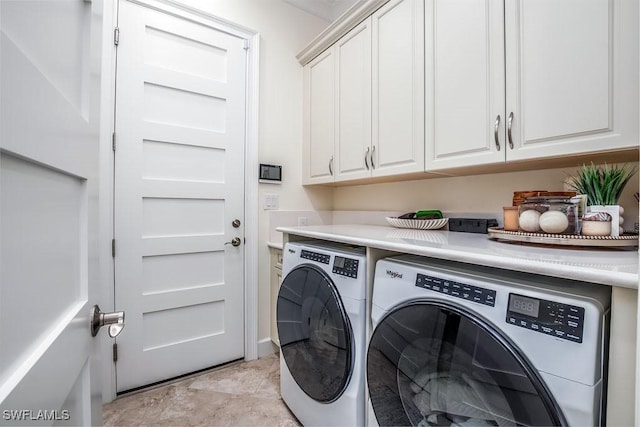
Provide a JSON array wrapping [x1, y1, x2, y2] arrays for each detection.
[[587, 205, 620, 237]]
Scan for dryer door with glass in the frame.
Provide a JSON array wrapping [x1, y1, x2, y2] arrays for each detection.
[[367, 300, 566, 426], [277, 264, 353, 403]]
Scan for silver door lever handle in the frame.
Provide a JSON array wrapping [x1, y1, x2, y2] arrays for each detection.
[[225, 237, 241, 247], [91, 305, 125, 338]]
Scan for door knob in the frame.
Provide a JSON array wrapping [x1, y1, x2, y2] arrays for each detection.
[[91, 305, 125, 338], [225, 237, 241, 247]]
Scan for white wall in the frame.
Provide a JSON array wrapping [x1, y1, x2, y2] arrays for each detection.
[[333, 164, 640, 227]]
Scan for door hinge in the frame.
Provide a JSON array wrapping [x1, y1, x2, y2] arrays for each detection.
[[111, 239, 116, 257], [243, 39, 249, 50], [112, 343, 118, 362], [114, 27, 120, 46], [112, 132, 116, 151]]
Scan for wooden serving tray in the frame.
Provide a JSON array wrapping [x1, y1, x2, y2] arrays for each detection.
[[487, 227, 639, 248]]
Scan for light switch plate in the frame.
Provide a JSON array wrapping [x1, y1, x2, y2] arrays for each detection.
[[263, 193, 279, 210]]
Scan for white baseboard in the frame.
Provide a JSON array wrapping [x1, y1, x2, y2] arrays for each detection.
[[258, 338, 278, 358]]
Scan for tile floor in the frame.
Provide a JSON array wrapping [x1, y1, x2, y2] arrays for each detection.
[[103, 353, 300, 426]]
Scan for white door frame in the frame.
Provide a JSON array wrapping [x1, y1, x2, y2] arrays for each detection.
[[101, 0, 259, 401]]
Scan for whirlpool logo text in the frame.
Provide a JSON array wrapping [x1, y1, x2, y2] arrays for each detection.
[[385, 270, 403, 279]]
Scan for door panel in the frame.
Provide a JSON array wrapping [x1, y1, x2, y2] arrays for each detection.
[[304, 49, 336, 184], [0, 0, 102, 424], [371, 0, 424, 176], [505, 0, 638, 159], [426, 0, 505, 170], [519, 0, 608, 141], [115, 0, 246, 391], [335, 19, 372, 181]]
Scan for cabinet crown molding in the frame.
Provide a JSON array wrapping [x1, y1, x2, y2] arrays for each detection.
[[296, 0, 389, 65]]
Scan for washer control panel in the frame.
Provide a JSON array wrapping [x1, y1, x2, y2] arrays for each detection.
[[332, 256, 359, 278], [415, 274, 496, 307], [506, 293, 584, 343], [300, 249, 330, 264]]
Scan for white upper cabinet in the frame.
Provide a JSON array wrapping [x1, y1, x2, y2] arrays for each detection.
[[335, 19, 372, 181], [303, 0, 637, 182], [303, 48, 336, 184], [426, 0, 638, 172], [304, 0, 424, 184], [371, 0, 425, 177], [425, 0, 505, 170], [505, 0, 637, 160]]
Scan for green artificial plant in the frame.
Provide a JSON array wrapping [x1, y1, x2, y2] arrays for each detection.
[[569, 163, 638, 206]]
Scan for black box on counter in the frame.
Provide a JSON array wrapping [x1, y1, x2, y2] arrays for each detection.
[[448, 218, 498, 234]]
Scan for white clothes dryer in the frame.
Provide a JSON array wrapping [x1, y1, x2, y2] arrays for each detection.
[[277, 241, 367, 427], [368, 255, 610, 427]]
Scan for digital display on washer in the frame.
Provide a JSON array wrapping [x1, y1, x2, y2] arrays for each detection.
[[332, 256, 358, 278], [506, 293, 585, 343], [508, 294, 540, 318]]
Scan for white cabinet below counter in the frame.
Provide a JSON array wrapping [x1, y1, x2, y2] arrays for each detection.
[[269, 246, 283, 347], [426, 0, 639, 172]]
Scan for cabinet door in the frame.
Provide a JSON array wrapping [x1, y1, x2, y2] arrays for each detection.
[[270, 249, 282, 347], [505, 0, 638, 160], [303, 49, 336, 184], [425, 0, 506, 171], [372, 0, 425, 177], [335, 19, 372, 182]]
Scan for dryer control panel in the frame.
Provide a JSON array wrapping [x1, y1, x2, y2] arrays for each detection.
[[332, 256, 359, 278], [506, 293, 585, 343], [301, 249, 330, 264], [415, 274, 496, 307], [298, 248, 361, 279]]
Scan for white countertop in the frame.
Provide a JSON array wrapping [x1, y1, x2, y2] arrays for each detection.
[[277, 224, 639, 289], [267, 241, 283, 250]]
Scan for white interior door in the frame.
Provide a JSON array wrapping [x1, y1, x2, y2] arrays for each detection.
[[0, 0, 103, 425], [114, 0, 247, 392]]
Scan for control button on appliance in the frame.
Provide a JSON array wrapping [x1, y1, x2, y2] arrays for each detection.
[[414, 274, 496, 307]]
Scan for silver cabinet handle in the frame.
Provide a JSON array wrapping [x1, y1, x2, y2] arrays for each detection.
[[225, 237, 241, 247], [371, 146, 376, 169], [91, 305, 125, 338], [329, 156, 333, 176], [365, 147, 370, 170], [494, 114, 501, 151], [507, 112, 514, 149]]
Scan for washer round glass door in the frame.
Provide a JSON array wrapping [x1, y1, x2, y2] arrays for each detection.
[[367, 301, 565, 426], [277, 264, 353, 403]]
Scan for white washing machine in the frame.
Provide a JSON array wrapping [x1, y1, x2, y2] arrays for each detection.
[[368, 255, 610, 427], [277, 241, 367, 426]]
